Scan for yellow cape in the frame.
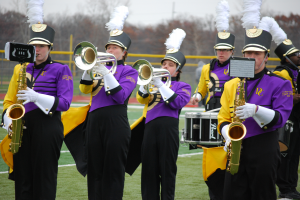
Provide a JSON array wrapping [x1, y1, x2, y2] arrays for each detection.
[[202, 146, 227, 181], [61, 105, 90, 136], [0, 135, 13, 170]]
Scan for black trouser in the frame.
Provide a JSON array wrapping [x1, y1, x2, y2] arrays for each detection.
[[205, 97, 221, 111], [141, 117, 179, 200], [13, 109, 63, 200], [277, 115, 300, 193], [86, 105, 131, 200], [223, 130, 280, 200]]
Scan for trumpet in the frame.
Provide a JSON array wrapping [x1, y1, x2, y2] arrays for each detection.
[[74, 41, 117, 80], [132, 59, 171, 94]]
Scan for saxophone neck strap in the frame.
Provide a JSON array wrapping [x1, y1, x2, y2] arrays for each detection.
[[245, 75, 264, 102]]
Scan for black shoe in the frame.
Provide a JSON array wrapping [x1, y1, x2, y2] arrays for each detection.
[[279, 191, 300, 199]]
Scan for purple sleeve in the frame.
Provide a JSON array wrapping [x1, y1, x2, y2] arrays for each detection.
[[168, 82, 191, 109], [111, 67, 138, 104], [271, 79, 293, 128], [56, 65, 74, 111]]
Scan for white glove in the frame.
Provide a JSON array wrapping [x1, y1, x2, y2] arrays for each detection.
[[139, 85, 148, 94], [235, 103, 257, 120], [193, 93, 202, 101], [2, 112, 12, 132], [221, 124, 230, 152], [151, 77, 164, 88], [93, 63, 109, 76], [82, 70, 92, 81], [17, 87, 39, 104], [17, 87, 55, 114]]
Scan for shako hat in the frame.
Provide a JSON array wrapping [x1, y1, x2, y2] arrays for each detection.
[[214, 0, 235, 50], [161, 28, 186, 70], [241, 0, 272, 53], [261, 17, 300, 61], [270, 20, 300, 60], [105, 6, 131, 51], [27, 0, 55, 48], [275, 40, 299, 60]]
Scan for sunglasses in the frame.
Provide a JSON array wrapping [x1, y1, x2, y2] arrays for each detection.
[[289, 52, 300, 57]]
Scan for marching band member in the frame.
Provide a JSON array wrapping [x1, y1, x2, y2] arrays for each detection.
[[76, 6, 138, 199], [191, 0, 235, 112], [127, 28, 191, 200], [0, 0, 73, 199], [271, 21, 300, 199], [191, 1, 235, 199], [218, 5, 293, 199]]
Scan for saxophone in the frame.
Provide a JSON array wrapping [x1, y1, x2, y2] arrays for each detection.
[[6, 63, 27, 154], [226, 78, 247, 175]]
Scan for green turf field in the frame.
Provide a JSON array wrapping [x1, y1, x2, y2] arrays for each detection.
[[0, 106, 299, 199]]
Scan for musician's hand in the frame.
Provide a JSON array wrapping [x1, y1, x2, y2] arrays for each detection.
[[17, 87, 39, 105], [93, 63, 109, 76], [191, 93, 202, 105], [151, 77, 163, 88], [82, 70, 92, 81], [236, 103, 257, 119], [139, 85, 148, 94], [221, 124, 230, 152]]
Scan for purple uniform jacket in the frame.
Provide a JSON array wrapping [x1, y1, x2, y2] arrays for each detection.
[[211, 61, 231, 97], [87, 64, 138, 112], [141, 80, 191, 124], [25, 61, 73, 113], [219, 68, 293, 139]]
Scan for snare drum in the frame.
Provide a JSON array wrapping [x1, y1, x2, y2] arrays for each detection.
[[183, 112, 222, 146], [278, 120, 293, 152]]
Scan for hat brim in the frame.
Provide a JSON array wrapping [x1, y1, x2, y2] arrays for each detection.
[[28, 40, 51, 46], [161, 57, 180, 66], [105, 41, 126, 50], [243, 47, 267, 52], [286, 49, 300, 56], [214, 45, 234, 50]]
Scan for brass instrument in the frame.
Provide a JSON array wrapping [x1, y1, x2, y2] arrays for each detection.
[[132, 59, 171, 94], [6, 63, 27, 154], [73, 41, 117, 80], [226, 78, 247, 175]]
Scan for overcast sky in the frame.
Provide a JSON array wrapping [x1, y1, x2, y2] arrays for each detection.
[[1, 0, 299, 26]]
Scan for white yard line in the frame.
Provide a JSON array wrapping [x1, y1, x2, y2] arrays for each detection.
[[0, 152, 203, 174]]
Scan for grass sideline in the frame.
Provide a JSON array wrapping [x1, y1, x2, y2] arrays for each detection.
[[0, 107, 299, 199]]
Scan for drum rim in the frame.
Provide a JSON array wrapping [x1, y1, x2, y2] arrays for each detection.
[[185, 112, 218, 118]]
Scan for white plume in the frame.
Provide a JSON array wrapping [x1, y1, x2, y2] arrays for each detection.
[[164, 28, 186, 50], [258, 16, 274, 32], [215, 0, 230, 32], [26, 0, 44, 27], [269, 18, 287, 45], [241, 0, 262, 29], [106, 6, 129, 31]]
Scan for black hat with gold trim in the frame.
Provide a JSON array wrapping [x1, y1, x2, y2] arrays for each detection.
[[105, 6, 131, 51], [241, 0, 272, 53], [275, 40, 299, 61], [26, 0, 55, 48], [270, 20, 300, 60], [214, 0, 235, 50], [161, 28, 186, 70]]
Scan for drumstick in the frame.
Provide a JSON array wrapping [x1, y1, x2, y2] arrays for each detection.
[[205, 108, 221, 113]]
